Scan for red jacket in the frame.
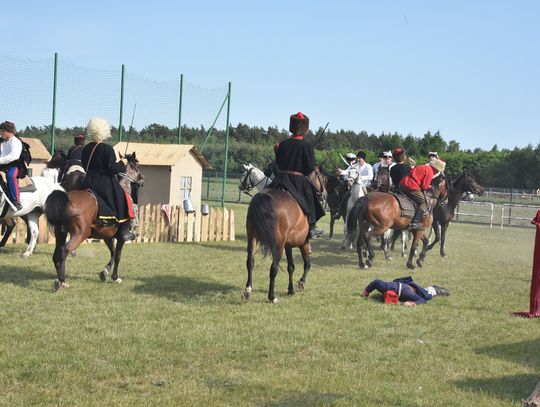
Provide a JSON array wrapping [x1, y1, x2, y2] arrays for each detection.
[[400, 164, 437, 191]]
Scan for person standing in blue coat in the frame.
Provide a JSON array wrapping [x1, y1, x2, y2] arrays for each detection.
[[361, 276, 449, 307]]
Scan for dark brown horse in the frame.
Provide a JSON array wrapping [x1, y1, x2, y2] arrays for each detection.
[[44, 153, 144, 290], [46, 150, 86, 191], [325, 174, 349, 239], [243, 166, 327, 303], [425, 172, 484, 257], [345, 176, 446, 270]]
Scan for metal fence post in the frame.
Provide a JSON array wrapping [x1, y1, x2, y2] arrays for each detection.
[[177, 74, 183, 144], [119, 64, 125, 142], [50, 52, 58, 154], [221, 82, 231, 207]]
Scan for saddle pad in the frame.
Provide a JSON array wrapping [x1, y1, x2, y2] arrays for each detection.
[[392, 191, 416, 219], [20, 176, 36, 193]]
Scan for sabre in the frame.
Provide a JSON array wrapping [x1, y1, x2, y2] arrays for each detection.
[[124, 103, 137, 156], [312, 122, 329, 148]]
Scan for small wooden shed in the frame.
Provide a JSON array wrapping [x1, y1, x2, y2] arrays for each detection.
[[113, 142, 212, 210], [22, 137, 51, 177]]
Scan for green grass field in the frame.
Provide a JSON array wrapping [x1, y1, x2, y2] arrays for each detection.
[[0, 203, 539, 406]]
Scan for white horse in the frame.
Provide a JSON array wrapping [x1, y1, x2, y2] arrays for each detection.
[[341, 168, 366, 249], [0, 176, 64, 257], [41, 167, 60, 184], [239, 163, 272, 195]]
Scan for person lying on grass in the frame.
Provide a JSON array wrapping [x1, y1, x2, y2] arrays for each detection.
[[361, 276, 449, 307]]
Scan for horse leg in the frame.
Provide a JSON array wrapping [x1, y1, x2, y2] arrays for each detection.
[[243, 234, 257, 301], [364, 226, 388, 267], [268, 247, 283, 304], [329, 215, 335, 240], [297, 243, 311, 291], [52, 226, 69, 291], [406, 230, 424, 269], [401, 231, 408, 257], [285, 247, 295, 295], [110, 238, 125, 284], [416, 234, 431, 268], [99, 238, 116, 282], [439, 222, 449, 257], [0, 221, 15, 248], [425, 221, 441, 253], [381, 230, 392, 260], [22, 212, 40, 258]]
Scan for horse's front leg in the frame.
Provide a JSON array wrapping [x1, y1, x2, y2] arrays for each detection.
[[416, 234, 430, 268], [22, 212, 40, 258], [406, 229, 424, 269], [425, 221, 441, 253], [439, 222, 449, 257], [99, 238, 116, 282], [297, 242, 311, 291], [0, 220, 16, 248], [285, 247, 295, 295], [110, 238, 125, 284], [52, 227, 69, 291], [243, 233, 256, 301]]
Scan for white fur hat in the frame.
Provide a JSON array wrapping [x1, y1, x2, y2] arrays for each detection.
[[429, 158, 446, 173], [86, 117, 111, 142]]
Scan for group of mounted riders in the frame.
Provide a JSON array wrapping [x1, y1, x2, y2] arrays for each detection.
[[259, 112, 447, 242], [0, 117, 137, 241]]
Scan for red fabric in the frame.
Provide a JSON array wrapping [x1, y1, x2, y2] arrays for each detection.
[[384, 290, 399, 304], [514, 210, 540, 318], [292, 135, 304, 139], [296, 112, 304, 119], [124, 191, 135, 219], [400, 164, 436, 191]]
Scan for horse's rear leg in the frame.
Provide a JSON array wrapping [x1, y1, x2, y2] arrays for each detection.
[[52, 227, 69, 291], [416, 234, 430, 268], [329, 216, 335, 240], [268, 248, 283, 304], [243, 234, 256, 302], [425, 222, 441, 254], [297, 242, 311, 291], [439, 223, 449, 257], [285, 247, 295, 295], [99, 238, 116, 282]]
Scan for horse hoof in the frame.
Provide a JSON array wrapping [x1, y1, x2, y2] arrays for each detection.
[[287, 291, 295, 296], [297, 281, 305, 291], [99, 270, 108, 282], [22, 252, 31, 259], [112, 277, 122, 284], [242, 291, 251, 302], [269, 298, 278, 304], [416, 260, 423, 268], [407, 262, 416, 270], [359, 264, 368, 270], [366, 260, 373, 267], [52, 279, 69, 291], [70, 251, 77, 257]]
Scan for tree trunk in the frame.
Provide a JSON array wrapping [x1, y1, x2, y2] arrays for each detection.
[[524, 379, 540, 406]]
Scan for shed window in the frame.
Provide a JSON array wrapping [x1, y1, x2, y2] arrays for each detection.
[[180, 176, 192, 199]]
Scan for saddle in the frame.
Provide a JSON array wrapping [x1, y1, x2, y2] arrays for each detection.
[[392, 191, 429, 219], [0, 172, 37, 193]]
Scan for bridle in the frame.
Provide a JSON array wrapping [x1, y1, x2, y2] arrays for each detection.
[[239, 167, 269, 196], [119, 160, 144, 187]]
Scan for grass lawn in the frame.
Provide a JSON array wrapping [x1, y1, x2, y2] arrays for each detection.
[[0, 203, 538, 406]]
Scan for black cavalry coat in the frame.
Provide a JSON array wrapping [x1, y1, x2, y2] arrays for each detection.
[[81, 142, 130, 223], [268, 135, 325, 224]]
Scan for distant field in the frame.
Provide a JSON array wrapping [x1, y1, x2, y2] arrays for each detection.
[[0, 203, 538, 406]]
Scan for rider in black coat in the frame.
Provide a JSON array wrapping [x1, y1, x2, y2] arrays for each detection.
[[268, 112, 325, 239]]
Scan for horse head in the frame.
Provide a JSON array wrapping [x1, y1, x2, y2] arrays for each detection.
[[372, 166, 391, 192], [119, 152, 144, 191], [347, 168, 360, 189], [47, 150, 67, 169], [463, 173, 484, 196]]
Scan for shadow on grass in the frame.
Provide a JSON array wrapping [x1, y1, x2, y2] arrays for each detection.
[[476, 339, 540, 369], [453, 373, 538, 403], [133, 274, 237, 302], [0, 265, 53, 288]]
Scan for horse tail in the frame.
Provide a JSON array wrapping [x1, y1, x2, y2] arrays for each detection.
[[44, 190, 71, 226], [247, 192, 278, 259], [345, 195, 369, 246]]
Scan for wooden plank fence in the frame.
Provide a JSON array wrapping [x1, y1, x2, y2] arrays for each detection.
[[1, 205, 235, 245]]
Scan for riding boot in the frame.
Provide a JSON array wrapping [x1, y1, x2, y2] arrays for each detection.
[[410, 208, 424, 230], [309, 223, 325, 239], [118, 221, 136, 241]]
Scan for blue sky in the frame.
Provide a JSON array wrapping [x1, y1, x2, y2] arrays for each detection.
[[3, 0, 539, 150]]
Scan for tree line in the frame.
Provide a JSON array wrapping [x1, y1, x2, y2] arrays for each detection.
[[18, 123, 540, 189]]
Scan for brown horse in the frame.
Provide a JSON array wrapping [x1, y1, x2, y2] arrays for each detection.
[[345, 176, 446, 270], [243, 166, 327, 303], [44, 153, 144, 290]]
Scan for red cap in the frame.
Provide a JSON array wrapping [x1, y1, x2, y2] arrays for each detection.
[[383, 290, 399, 304]]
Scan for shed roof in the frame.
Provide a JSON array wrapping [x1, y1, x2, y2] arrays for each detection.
[[113, 142, 212, 169], [21, 137, 51, 161]]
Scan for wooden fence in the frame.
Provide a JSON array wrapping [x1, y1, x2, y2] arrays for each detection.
[[2, 205, 235, 245]]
